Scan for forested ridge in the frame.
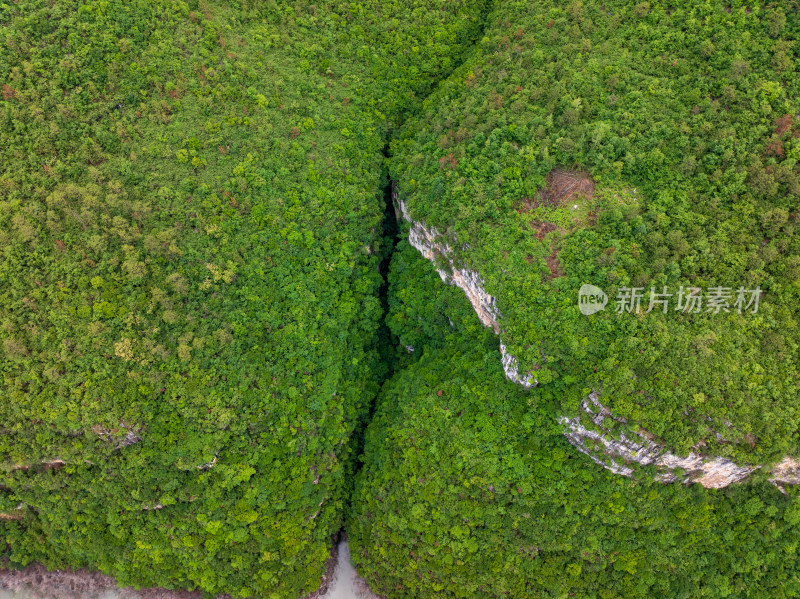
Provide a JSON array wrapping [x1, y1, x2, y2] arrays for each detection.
[[390, 0, 800, 464], [0, 0, 490, 595], [2, 1, 800, 598], [351, 2, 800, 597]]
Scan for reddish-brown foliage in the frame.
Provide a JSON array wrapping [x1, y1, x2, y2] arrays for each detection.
[[545, 248, 564, 280], [774, 114, 793, 136], [766, 140, 785, 157], [529, 220, 558, 241], [438, 153, 457, 170]]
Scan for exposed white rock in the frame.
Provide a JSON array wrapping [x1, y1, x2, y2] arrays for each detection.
[[397, 191, 511, 339], [770, 457, 800, 493], [499, 343, 537, 389], [118, 430, 141, 448], [397, 189, 540, 389], [559, 392, 758, 489], [449, 267, 502, 333], [400, 193, 535, 385], [93, 422, 142, 449], [0, 502, 25, 520], [399, 192, 502, 333], [197, 454, 218, 470]]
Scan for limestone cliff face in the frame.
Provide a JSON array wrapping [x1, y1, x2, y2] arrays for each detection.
[[398, 195, 501, 333], [395, 186, 795, 490], [499, 343, 537, 389], [395, 190, 537, 388], [559, 392, 757, 489], [559, 393, 800, 490]]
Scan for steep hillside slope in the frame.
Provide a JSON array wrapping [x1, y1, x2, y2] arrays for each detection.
[[0, 1, 489, 596], [350, 229, 800, 599], [389, 0, 800, 474], [349, 2, 800, 598]]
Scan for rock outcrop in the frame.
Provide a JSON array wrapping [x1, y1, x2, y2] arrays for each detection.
[[559, 392, 757, 488], [399, 195, 501, 334], [770, 457, 800, 493], [560, 394, 800, 489], [499, 343, 537, 389], [395, 187, 536, 387]]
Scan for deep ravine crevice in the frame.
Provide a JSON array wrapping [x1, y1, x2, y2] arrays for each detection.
[[336, 1, 498, 585], [351, 1, 499, 469], [347, 152, 402, 478], [375, 152, 402, 385], [343, 0, 498, 490]]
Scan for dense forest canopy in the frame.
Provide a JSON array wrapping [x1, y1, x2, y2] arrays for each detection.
[[0, 0, 489, 596], [351, 314, 800, 598], [350, 1, 800, 598], [1, 1, 800, 598]]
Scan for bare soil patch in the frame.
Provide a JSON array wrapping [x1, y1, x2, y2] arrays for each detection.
[[0, 565, 209, 599], [529, 220, 558, 241], [544, 248, 564, 280], [774, 114, 794, 136], [517, 168, 595, 212], [519, 168, 596, 280]]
